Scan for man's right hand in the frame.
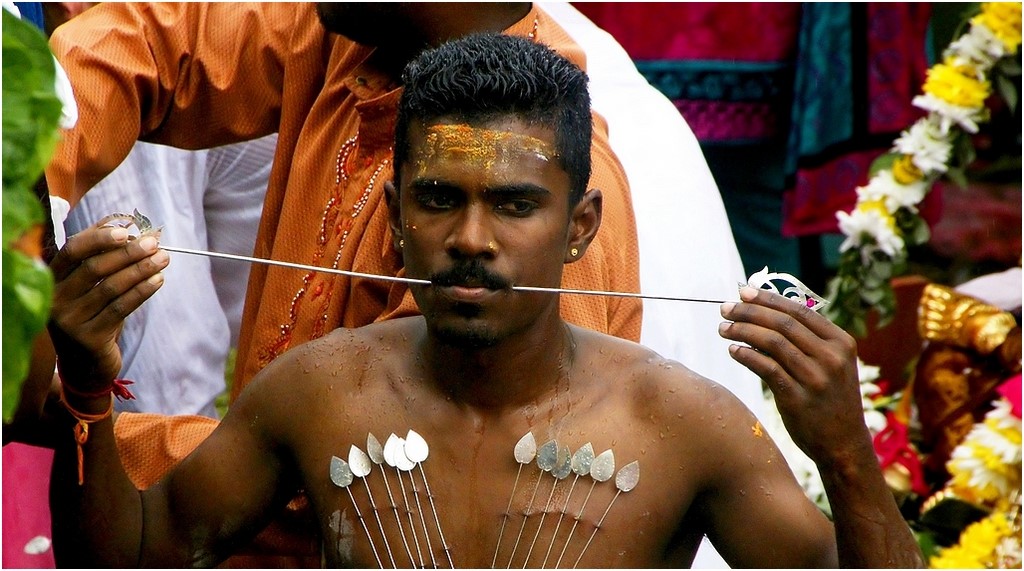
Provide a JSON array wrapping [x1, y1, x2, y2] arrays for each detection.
[[47, 220, 169, 395]]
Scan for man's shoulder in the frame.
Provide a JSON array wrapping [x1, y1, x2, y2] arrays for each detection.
[[579, 325, 757, 427], [573, 327, 761, 485], [251, 319, 418, 384], [303, 318, 420, 359]]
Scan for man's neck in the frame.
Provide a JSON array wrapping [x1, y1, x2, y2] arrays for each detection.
[[418, 317, 576, 412]]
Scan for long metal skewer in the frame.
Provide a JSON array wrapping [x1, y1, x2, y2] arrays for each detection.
[[330, 456, 384, 568], [492, 432, 537, 568], [350, 446, 397, 568], [369, 434, 417, 567], [541, 443, 594, 568], [160, 246, 727, 304], [395, 437, 436, 569], [572, 461, 640, 568], [161, 246, 431, 286], [406, 430, 454, 569], [554, 449, 615, 569], [385, 435, 426, 569], [417, 462, 454, 568], [507, 439, 558, 568], [522, 444, 572, 568], [407, 474, 436, 568]]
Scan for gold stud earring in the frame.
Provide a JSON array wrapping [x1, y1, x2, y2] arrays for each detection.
[[570, 247, 579, 257]]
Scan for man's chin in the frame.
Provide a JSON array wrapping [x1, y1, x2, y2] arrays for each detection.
[[431, 322, 501, 349]]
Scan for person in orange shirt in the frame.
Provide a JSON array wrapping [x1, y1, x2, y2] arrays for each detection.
[[49, 32, 921, 568]]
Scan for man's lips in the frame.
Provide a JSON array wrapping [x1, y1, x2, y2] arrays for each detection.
[[437, 284, 503, 303]]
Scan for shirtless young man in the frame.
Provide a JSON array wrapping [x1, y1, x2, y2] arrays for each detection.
[[49, 34, 922, 568]]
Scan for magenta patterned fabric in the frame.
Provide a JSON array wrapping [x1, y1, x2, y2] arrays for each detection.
[[574, 3, 935, 236]]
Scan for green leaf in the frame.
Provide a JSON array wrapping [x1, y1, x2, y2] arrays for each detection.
[[849, 314, 868, 339], [2, 11, 62, 423], [2, 249, 53, 423], [945, 165, 969, 189], [2, 187, 43, 246], [995, 73, 1019, 114], [867, 258, 894, 281], [995, 54, 1022, 77], [868, 152, 899, 177], [906, 216, 931, 245], [2, 10, 62, 197], [913, 529, 940, 562], [955, 132, 977, 170], [860, 284, 888, 305]]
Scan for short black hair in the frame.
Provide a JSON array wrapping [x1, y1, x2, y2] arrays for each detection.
[[394, 33, 592, 205]]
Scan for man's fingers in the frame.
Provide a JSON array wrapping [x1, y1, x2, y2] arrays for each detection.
[[726, 287, 853, 359], [58, 236, 161, 297], [51, 225, 131, 281], [88, 251, 168, 330], [740, 286, 846, 341], [718, 318, 818, 390], [725, 342, 798, 398], [52, 246, 169, 331], [720, 287, 859, 407]]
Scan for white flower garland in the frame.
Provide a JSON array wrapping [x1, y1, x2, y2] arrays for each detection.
[[824, 2, 1022, 336]]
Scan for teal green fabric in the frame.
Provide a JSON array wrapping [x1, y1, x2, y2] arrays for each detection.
[[785, 3, 854, 175]]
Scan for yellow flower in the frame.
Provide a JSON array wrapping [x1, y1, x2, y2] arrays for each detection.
[[985, 414, 1023, 446], [856, 199, 897, 231], [929, 513, 1012, 568], [974, 2, 1023, 53], [923, 62, 992, 109], [930, 545, 984, 569], [892, 155, 925, 184]]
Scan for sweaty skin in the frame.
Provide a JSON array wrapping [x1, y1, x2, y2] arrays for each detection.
[[207, 317, 833, 568]]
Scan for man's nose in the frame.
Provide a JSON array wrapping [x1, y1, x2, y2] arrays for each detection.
[[445, 204, 496, 259]]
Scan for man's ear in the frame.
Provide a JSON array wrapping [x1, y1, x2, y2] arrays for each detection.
[[565, 188, 602, 263], [384, 180, 403, 252]]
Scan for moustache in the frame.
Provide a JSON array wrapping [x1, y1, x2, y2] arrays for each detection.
[[430, 260, 511, 290]]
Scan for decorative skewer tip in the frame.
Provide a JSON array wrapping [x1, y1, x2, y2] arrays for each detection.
[[571, 443, 595, 476], [615, 460, 640, 492], [348, 445, 373, 478], [330, 455, 354, 488], [537, 440, 559, 472], [514, 432, 538, 464], [589, 450, 615, 482], [405, 429, 429, 463], [366, 433, 385, 465]]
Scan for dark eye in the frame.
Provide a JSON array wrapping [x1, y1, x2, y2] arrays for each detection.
[[496, 199, 538, 216], [416, 192, 459, 210]]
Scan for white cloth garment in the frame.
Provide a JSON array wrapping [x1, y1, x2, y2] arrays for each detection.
[[64, 136, 276, 417]]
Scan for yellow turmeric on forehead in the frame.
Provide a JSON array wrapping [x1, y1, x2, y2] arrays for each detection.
[[415, 124, 558, 174]]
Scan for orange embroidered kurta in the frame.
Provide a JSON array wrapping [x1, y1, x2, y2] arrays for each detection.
[[48, 3, 641, 406]]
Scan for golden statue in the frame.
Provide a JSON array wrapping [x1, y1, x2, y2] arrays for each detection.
[[913, 284, 1021, 477]]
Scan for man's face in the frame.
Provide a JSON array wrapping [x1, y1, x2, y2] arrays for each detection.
[[395, 118, 575, 348]]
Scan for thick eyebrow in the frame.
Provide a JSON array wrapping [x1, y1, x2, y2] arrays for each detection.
[[408, 178, 458, 193], [484, 183, 552, 199], [408, 178, 552, 199]]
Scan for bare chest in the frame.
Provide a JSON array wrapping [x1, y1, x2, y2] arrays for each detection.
[[297, 418, 702, 568]]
